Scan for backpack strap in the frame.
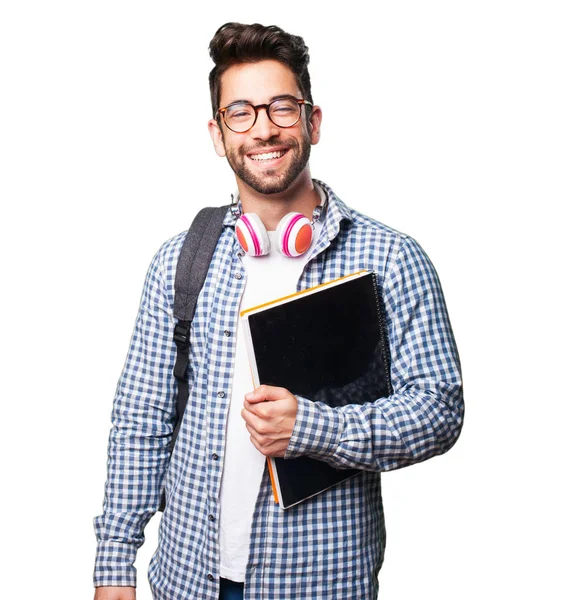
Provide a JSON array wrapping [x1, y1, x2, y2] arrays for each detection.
[[159, 205, 228, 511]]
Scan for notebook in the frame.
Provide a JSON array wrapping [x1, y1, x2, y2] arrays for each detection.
[[240, 270, 393, 509]]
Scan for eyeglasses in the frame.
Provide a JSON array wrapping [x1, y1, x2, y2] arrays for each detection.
[[217, 96, 313, 133]]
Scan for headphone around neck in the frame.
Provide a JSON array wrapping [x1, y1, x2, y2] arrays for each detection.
[[231, 195, 325, 258]]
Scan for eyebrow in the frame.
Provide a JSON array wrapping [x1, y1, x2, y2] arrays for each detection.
[[269, 94, 299, 102], [224, 94, 300, 107]]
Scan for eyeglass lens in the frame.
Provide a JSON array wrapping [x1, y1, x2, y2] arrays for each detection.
[[224, 98, 301, 132]]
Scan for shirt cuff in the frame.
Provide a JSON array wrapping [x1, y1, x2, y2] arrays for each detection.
[[93, 540, 138, 588], [285, 395, 343, 460]]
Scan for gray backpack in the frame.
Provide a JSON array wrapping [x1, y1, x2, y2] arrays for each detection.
[[160, 205, 227, 511]]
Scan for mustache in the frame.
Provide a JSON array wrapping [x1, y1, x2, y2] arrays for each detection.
[[239, 139, 298, 156]]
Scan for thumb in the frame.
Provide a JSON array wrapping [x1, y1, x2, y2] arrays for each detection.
[[245, 385, 289, 403]]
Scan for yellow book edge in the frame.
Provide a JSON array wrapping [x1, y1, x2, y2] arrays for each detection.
[[247, 361, 280, 505], [241, 269, 369, 506], [240, 270, 368, 318]]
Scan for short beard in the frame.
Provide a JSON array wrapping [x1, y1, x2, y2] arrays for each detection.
[[224, 136, 311, 195]]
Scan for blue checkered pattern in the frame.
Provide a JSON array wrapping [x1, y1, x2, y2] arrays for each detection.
[[93, 180, 463, 599]]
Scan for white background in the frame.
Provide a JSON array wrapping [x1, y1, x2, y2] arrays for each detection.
[[1, 1, 565, 598]]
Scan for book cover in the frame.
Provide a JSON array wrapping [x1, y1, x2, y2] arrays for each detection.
[[240, 270, 392, 509]]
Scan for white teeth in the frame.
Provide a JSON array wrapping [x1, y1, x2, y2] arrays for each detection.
[[249, 150, 285, 161]]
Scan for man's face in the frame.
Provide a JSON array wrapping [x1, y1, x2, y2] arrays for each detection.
[[208, 60, 321, 195]]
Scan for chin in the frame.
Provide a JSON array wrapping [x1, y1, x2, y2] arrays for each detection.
[[243, 173, 299, 195]]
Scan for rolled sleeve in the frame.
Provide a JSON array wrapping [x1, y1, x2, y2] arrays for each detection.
[[284, 395, 343, 460], [92, 539, 138, 587]]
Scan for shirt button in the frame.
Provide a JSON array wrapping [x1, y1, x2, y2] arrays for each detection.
[[235, 272, 243, 280], [207, 573, 214, 581], [208, 514, 215, 522], [217, 391, 225, 398], [212, 453, 219, 461], [224, 330, 231, 337]]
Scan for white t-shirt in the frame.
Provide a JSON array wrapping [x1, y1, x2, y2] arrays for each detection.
[[219, 194, 324, 582]]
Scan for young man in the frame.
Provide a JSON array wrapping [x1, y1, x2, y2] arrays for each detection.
[[93, 22, 464, 600]]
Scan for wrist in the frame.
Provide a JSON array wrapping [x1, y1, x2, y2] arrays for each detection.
[[284, 396, 342, 459]]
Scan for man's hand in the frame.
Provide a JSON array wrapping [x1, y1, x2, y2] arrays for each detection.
[[241, 385, 298, 457], [94, 586, 136, 600]]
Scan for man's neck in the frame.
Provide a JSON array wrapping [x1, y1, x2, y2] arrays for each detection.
[[236, 171, 320, 230]]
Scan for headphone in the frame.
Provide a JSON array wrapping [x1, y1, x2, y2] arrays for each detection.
[[231, 195, 325, 258]]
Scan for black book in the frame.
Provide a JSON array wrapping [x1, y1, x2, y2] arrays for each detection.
[[240, 270, 392, 509]]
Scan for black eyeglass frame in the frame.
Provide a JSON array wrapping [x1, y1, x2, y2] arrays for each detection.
[[216, 96, 313, 133]]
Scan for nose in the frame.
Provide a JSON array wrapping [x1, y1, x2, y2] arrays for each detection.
[[251, 106, 280, 140]]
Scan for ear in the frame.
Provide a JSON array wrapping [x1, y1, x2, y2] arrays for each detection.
[[208, 118, 226, 157], [308, 105, 323, 145]]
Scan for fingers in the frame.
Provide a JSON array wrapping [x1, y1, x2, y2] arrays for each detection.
[[241, 403, 269, 432], [244, 384, 290, 404], [244, 422, 288, 457], [241, 385, 298, 457], [243, 398, 280, 418]]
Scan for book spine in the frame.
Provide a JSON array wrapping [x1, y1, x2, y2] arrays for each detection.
[[266, 458, 280, 505], [241, 314, 280, 505], [371, 271, 393, 396]]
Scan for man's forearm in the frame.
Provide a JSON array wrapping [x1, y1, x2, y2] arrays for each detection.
[[286, 236, 464, 471], [94, 586, 136, 600]]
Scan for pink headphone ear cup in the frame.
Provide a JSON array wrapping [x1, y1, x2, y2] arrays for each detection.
[[275, 213, 313, 257], [235, 213, 270, 256]]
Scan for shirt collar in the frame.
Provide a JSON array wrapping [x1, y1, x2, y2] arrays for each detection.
[[312, 179, 352, 244]]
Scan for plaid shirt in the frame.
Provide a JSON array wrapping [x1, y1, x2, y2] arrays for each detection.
[[93, 180, 463, 599]]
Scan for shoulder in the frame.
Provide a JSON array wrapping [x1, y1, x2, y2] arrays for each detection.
[[320, 184, 436, 287], [348, 204, 408, 243], [151, 205, 232, 274], [347, 205, 426, 262], [148, 230, 188, 280], [329, 190, 423, 274], [328, 193, 445, 321], [149, 213, 233, 290], [320, 180, 410, 249]]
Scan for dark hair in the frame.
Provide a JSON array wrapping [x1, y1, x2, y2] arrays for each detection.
[[208, 22, 313, 118]]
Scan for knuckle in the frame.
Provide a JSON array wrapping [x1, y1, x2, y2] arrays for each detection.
[[256, 422, 268, 435]]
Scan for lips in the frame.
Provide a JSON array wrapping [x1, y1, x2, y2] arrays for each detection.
[[246, 147, 290, 163]]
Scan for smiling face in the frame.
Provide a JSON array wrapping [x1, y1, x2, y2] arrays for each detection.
[[208, 60, 321, 196]]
